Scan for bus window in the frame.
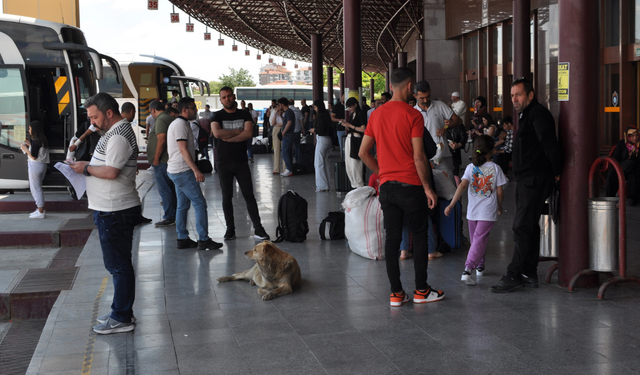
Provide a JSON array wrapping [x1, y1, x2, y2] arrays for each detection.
[[0, 68, 28, 149], [0, 23, 64, 64], [257, 89, 272, 100], [294, 89, 313, 101], [98, 65, 124, 98], [68, 50, 97, 104]]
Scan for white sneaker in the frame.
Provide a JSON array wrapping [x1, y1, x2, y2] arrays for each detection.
[[476, 267, 484, 276], [28, 209, 40, 217], [30, 210, 46, 219], [280, 169, 293, 177], [147, 166, 154, 171], [461, 271, 476, 286]]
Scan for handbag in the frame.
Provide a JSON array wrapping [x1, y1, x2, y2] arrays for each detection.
[[196, 159, 213, 174], [349, 134, 363, 160]]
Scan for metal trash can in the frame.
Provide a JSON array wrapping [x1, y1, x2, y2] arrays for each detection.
[[588, 197, 619, 272], [539, 201, 558, 258]]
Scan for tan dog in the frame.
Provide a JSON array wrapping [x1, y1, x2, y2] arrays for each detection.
[[217, 241, 301, 300]]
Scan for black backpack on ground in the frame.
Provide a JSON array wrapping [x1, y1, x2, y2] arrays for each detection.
[[274, 190, 309, 243], [319, 211, 345, 240]]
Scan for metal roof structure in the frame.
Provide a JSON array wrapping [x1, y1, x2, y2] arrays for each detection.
[[170, 0, 424, 72]]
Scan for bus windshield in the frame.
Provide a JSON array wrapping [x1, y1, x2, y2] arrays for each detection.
[[68, 50, 97, 104], [0, 67, 27, 149]]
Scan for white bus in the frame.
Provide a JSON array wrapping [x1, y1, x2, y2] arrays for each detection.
[[98, 53, 210, 151], [234, 85, 340, 123], [0, 14, 119, 190]]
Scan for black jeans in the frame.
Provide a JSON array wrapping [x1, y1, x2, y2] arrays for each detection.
[[507, 174, 554, 279], [218, 161, 262, 231], [379, 182, 430, 293]]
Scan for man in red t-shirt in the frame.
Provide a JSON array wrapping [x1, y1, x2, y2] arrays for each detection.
[[359, 67, 444, 307]]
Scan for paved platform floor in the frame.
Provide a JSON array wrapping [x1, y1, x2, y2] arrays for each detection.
[[23, 150, 640, 375]]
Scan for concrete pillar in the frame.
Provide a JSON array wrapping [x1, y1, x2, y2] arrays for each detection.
[[416, 38, 424, 82], [512, 0, 530, 132], [343, 0, 362, 93], [311, 33, 323, 102], [557, 0, 599, 288], [397, 51, 407, 68], [327, 66, 334, 105], [385, 70, 390, 93]]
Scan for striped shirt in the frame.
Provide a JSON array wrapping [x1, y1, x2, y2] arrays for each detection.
[[86, 119, 140, 212]]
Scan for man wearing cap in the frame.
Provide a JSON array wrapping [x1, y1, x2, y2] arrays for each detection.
[[450, 92, 467, 122]]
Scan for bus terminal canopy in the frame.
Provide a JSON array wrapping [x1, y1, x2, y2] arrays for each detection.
[[171, 0, 424, 72]]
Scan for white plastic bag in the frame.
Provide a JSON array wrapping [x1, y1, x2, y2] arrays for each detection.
[[342, 187, 385, 260], [66, 136, 78, 160], [432, 169, 457, 200], [431, 136, 445, 165]]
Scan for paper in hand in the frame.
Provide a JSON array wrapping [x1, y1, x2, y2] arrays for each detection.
[[54, 162, 86, 200]]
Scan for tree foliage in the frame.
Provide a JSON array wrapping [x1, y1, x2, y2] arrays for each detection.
[[216, 68, 256, 92]]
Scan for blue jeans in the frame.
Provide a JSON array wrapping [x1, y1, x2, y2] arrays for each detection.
[[337, 130, 346, 161], [246, 138, 253, 158], [153, 163, 176, 220], [399, 215, 436, 253], [168, 170, 210, 241], [93, 205, 141, 323], [281, 132, 294, 172], [379, 182, 430, 293]]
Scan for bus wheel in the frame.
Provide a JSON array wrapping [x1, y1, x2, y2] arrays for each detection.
[[68, 186, 78, 200]]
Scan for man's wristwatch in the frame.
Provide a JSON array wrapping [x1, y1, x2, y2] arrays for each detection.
[[83, 164, 91, 177]]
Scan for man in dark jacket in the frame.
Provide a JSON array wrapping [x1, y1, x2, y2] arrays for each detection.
[[490, 77, 562, 293]]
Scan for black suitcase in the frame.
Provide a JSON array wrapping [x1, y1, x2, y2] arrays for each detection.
[[334, 161, 354, 192], [298, 143, 315, 173], [437, 198, 462, 249]]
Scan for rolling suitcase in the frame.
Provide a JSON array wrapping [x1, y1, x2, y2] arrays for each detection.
[[437, 198, 462, 249], [334, 161, 354, 192], [298, 143, 315, 173]]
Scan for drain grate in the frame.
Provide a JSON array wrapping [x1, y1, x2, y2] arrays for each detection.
[[12, 267, 79, 294], [0, 319, 47, 375]]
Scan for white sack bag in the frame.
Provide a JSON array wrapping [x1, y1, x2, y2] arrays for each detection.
[[432, 169, 457, 200], [342, 187, 385, 260]]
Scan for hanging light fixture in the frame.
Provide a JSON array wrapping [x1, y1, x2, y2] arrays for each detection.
[[186, 16, 194, 32], [268, 55, 273, 64], [294, 61, 299, 69], [204, 26, 211, 40], [170, 5, 179, 23], [148, 0, 158, 10], [245, 45, 250, 56], [282, 60, 286, 67], [218, 32, 224, 46], [232, 40, 238, 51], [256, 50, 262, 60]]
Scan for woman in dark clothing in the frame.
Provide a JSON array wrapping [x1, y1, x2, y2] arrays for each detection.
[[606, 126, 640, 205], [342, 97, 367, 188], [310, 100, 333, 192], [446, 123, 468, 184], [470, 96, 488, 138]]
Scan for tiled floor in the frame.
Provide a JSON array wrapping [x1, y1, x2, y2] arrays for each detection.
[[26, 149, 640, 375]]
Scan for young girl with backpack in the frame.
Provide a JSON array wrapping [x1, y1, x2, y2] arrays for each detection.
[[444, 135, 506, 285]]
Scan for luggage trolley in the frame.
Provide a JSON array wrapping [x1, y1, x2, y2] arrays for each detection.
[[568, 156, 640, 299]]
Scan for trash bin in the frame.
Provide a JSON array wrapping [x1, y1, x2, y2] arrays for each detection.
[[539, 201, 558, 258], [588, 197, 619, 272]]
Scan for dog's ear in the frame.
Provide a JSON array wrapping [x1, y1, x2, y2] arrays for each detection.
[[264, 242, 278, 253]]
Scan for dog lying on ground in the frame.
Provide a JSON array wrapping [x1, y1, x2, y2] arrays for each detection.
[[217, 241, 301, 300]]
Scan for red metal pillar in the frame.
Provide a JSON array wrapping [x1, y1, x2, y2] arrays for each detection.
[[557, 0, 599, 288], [311, 33, 323, 102], [416, 38, 424, 82], [343, 0, 362, 93], [370, 78, 375, 103], [512, 0, 530, 132], [339, 72, 345, 100], [397, 52, 407, 68], [327, 66, 334, 104]]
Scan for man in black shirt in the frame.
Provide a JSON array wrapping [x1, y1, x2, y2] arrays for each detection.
[[331, 94, 346, 161], [212, 87, 270, 241], [490, 78, 562, 293]]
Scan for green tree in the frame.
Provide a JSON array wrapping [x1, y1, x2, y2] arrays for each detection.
[[217, 68, 256, 91]]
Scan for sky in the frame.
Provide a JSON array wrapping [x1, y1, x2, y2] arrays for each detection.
[[3, 0, 307, 84]]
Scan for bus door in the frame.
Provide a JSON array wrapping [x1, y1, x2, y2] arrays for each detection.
[[0, 65, 30, 189]]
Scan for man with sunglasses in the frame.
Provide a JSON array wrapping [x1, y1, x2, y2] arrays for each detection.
[[490, 77, 562, 293]]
